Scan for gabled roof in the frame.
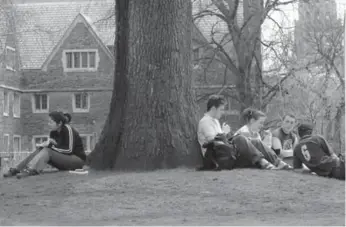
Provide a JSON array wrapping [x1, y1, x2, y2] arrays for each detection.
[[41, 12, 114, 71], [8, 0, 239, 70], [14, 0, 115, 69]]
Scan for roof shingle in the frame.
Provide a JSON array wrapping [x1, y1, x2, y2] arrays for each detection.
[[14, 0, 115, 69], [7, 0, 239, 69]]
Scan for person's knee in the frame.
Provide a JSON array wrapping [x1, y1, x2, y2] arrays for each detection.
[[233, 135, 247, 145], [272, 137, 282, 150], [250, 139, 262, 146], [37, 147, 49, 155], [39, 148, 53, 159]]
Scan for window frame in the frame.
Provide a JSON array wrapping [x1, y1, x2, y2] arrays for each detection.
[[3, 134, 10, 153], [5, 45, 16, 72], [72, 92, 90, 113], [32, 93, 49, 113], [62, 49, 98, 72], [3, 90, 9, 116], [32, 135, 49, 151], [79, 134, 94, 154], [13, 135, 21, 154], [13, 92, 21, 118]]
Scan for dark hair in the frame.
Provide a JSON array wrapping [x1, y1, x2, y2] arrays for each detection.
[[64, 113, 72, 123], [49, 111, 71, 125], [298, 123, 313, 137], [206, 95, 226, 111], [241, 107, 266, 124], [283, 113, 296, 121]]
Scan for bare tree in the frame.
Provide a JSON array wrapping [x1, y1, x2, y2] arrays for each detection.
[[193, 0, 297, 112], [87, 0, 201, 170], [271, 2, 345, 151]]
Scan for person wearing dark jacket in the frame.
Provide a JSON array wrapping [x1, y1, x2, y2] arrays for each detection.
[[293, 123, 345, 180], [3, 111, 86, 179]]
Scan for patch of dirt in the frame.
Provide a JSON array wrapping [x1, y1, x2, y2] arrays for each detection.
[[0, 168, 344, 225]]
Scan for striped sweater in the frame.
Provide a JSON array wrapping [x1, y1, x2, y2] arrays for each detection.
[[49, 124, 86, 161]]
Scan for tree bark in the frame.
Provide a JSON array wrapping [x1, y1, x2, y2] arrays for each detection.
[[87, 0, 201, 170]]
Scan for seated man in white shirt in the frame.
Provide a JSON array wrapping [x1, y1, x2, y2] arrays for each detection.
[[271, 114, 299, 159], [197, 95, 278, 170]]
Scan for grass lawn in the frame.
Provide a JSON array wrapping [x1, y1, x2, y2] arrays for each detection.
[[0, 168, 344, 225]]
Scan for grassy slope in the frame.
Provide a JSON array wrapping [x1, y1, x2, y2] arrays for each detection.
[[0, 168, 344, 226]]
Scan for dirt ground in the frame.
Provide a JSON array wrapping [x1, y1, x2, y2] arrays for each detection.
[[0, 168, 344, 226]]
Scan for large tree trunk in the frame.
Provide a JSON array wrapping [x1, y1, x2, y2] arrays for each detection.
[[87, 0, 201, 170]]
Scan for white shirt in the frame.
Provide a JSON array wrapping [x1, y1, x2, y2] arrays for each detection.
[[234, 125, 262, 141], [197, 114, 223, 156]]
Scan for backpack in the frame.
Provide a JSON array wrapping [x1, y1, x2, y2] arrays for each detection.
[[197, 133, 239, 171]]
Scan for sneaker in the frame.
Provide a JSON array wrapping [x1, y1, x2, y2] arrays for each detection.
[[3, 168, 20, 178], [16, 168, 39, 179], [259, 159, 278, 170], [277, 160, 293, 170]]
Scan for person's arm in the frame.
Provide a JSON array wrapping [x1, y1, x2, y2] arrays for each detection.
[[293, 148, 303, 169], [271, 137, 281, 155], [318, 135, 336, 157], [51, 125, 73, 154], [48, 131, 58, 145], [292, 134, 299, 148], [293, 147, 312, 174]]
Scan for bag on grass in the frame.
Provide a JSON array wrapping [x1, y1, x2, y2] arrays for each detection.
[[197, 133, 239, 171]]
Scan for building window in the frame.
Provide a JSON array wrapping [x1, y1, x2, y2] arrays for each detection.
[[5, 46, 16, 71], [224, 96, 240, 115], [32, 136, 49, 151], [63, 49, 98, 72], [73, 92, 90, 112], [80, 134, 95, 153], [3, 134, 9, 153], [13, 135, 21, 154], [13, 93, 20, 118], [32, 94, 49, 113], [3, 90, 9, 116]]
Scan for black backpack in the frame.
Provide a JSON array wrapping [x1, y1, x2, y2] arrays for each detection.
[[197, 134, 239, 171]]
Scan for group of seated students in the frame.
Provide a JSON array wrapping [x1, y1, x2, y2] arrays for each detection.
[[4, 111, 87, 179], [3, 96, 344, 181], [198, 95, 345, 180]]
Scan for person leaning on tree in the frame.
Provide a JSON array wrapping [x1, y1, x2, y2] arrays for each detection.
[[198, 95, 287, 170], [234, 108, 292, 170]]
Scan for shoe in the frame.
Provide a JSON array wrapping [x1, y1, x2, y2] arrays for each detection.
[[259, 159, 278, 170], [264, 163, 278, 170], [16, 168, 39, 179], [3, 168, 19, 178], [277, 161, 293, 170]]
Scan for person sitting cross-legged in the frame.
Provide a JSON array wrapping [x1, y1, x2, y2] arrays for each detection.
[[198, 95, 283, 170], [271, 113, 299, 158], [293, 123, 345, 180], [3, 111, 86, 179], [234, 108, 292, 170]]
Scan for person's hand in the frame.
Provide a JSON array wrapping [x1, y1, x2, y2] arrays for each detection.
[[36, 140, 50, 148], [262, 130, 272, 147], [49, 138, 57, 145], [222, 122, 231, 134]]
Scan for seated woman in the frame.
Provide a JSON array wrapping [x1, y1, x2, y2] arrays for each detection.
[[4, 111, 86, 179], [198, 95, 283, 170], [234, 108, 292, 169]]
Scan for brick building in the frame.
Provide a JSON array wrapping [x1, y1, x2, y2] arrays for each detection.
[[0, 0, 239, 160]]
